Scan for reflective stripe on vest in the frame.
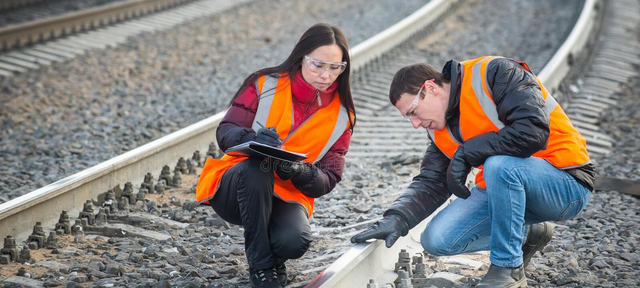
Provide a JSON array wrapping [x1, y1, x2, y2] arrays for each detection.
[[429, 56, 591, 189], [251, 75, 278, 132], [195, 73, 351, 217]]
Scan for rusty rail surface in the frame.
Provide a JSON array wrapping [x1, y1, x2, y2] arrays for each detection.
[[0, 0, 194, 50]]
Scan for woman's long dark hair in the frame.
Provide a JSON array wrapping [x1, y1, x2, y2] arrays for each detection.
[[229, 23, 356, 131]]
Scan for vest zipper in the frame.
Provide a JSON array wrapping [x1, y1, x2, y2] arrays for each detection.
[[316, 90, 322, 106]]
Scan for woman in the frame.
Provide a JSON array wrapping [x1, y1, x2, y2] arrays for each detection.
[[196, 23, 356, 288]]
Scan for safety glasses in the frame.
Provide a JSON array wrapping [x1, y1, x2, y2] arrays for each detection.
[[303, 55, 347, 77], [402, 79, 433, 121]]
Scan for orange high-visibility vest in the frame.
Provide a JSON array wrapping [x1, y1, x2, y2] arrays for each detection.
[[429, 56, 591, 189], [196, 73, 352, 217]]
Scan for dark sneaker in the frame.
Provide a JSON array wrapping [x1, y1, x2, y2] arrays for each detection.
[[477, 264, 527, 288], [522, 222, 554, 267], [250, 267, 282, 288], [275, 263, 287, 286]]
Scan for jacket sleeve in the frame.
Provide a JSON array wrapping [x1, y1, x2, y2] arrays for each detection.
[[291, 129, 352, 198], [216, 85, 259, 152], [463, 58, 550, 167], [384, 143, 451, 229]]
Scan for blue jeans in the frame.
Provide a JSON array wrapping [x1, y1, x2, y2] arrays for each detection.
[[421, 155, 591, 267]]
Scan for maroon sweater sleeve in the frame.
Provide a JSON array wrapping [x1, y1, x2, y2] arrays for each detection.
[[215, 83, 352, 197], [216, 85, 259, 152], [316, 129, 351, 184], [300, 128, 352, 198]]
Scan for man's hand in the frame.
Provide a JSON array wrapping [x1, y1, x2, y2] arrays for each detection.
[[350, 214, 409, 248], [255, 127, 281, 147], [447, 146, 472, 199]]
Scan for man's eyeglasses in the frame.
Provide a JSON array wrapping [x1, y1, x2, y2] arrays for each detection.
[[402, 79, 433, 121], [303, 55, 347, 77]]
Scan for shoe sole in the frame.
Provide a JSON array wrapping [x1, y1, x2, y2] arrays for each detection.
[[523, 222, 554, 267], [508, 277, 528, 287], [478, 276, 528, 288]]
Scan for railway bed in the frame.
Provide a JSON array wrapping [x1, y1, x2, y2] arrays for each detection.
[[1, 0, 640, 287]]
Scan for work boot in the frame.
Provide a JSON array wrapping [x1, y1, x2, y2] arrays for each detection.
[[477, 264, 527, 287], [275, 262, 287, 286], [522, 222, 554, 267], [249, 266, 282, 288]]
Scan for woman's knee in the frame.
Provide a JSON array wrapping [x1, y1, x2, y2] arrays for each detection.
[[271, 229, 312, 259], [235, 157, 272, 177]]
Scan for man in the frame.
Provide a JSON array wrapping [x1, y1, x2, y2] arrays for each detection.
[[351, 56, 594, 287]]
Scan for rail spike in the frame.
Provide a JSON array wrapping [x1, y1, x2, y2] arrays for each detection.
[[1, 235, 19, 264]]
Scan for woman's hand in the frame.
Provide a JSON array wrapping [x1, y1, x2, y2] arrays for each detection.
[[255, 127, 281, 147]]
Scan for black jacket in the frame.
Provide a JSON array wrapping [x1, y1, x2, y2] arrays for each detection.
[[385, 58, 595, 229]]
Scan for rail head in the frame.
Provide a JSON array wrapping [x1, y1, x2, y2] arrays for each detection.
[[305, 212, 437, 288]]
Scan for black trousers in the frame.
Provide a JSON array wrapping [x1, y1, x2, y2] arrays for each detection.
[[209, 157, 312, 270]]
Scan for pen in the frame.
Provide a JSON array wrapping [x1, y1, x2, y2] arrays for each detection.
[[256, 121, 283, 147]]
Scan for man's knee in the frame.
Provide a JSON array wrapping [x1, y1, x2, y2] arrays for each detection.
[[483, 155, 527, 183], [483, 155, 513, 175], [421, 228, 452, 256], [271, 229, 312, 260]]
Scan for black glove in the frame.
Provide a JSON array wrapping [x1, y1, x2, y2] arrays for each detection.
[[350, 214, 409, 248], [274, 161, 300, 180], [275, 161, 316, 181], [447, 146, 472, 199], [254, 127, 281, 147]]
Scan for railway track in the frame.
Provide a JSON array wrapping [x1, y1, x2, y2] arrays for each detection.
[[0, 0, 134, 28], [0, 0, 252, 78], [0, 0, 43, 11], [1, 0, 638, 286], [0, 0, 196, 50]]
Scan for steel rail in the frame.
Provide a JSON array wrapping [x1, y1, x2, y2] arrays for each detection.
[[0, 0, 194, 50], [307, 0, 601, 287]]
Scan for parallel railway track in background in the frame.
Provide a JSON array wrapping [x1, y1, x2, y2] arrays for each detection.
[[0, 0, 44, 10], [1, 0, 639, 286], [0, 0, 195, 50], [0, 0, 248, 77]]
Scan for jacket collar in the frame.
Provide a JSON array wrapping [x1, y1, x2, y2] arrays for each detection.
[[291, 70, 337, 105], [444, 60, 461, 122]]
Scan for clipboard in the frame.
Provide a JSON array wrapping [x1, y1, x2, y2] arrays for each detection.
[[225, 141, 308, 162]]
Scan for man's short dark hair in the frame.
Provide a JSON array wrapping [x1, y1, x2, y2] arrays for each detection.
[[389, 63, 450, 106]]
